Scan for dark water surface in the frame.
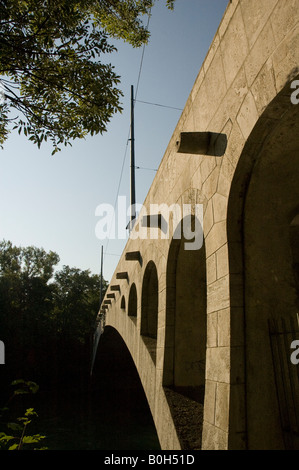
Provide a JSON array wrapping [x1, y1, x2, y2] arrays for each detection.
[[25, 327, 161, 450]]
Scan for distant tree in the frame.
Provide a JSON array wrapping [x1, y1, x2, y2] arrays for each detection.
[[0, 240, 59, 279], [0, 0, 175, 154], [0, 240, 59, 336], [0, 239, 107, 384], [52, 264, 107, 343]]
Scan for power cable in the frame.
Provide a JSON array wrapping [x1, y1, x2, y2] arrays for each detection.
[[105, 252, 122, 257], [135, 99, 183, 111], [135, 165, 157, 172], [103, 9, 152, 265]]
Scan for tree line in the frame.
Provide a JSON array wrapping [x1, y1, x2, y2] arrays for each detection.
[[0, 239, 107, 395]]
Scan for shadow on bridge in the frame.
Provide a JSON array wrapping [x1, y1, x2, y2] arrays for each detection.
[[91, 326, 161, 450], [162, 222, 206, 450]]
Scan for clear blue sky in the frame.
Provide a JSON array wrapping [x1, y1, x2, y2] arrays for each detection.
[[0, 0, 228, 282]]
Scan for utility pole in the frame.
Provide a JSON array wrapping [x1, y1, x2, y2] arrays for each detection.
[[130, 85, 136, 230], [100, 245, 103, 307], [90, 244, 104, 377]]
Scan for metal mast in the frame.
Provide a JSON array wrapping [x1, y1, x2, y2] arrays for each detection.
[[99, 244, 103, 306], [130, 85, 136, 230]]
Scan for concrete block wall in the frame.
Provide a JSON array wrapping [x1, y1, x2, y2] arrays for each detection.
[[101, 0, 299, 450]]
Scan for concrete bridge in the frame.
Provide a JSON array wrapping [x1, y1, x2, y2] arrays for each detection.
[[96, 0, 299, 450]]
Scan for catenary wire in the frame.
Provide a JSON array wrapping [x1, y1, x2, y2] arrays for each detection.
[[103, 10, 152, 266]]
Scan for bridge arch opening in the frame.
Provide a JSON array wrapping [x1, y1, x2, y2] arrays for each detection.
[[163, 215, 207, 449], [92, 326, 160, 449], [121, 295, 126, 311], [141, 261, 158, 363], [128, 283, 137, 323], [227, 82, 299, 450]]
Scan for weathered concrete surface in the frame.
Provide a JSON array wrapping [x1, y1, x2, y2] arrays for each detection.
[[98, 0, 299, 450]]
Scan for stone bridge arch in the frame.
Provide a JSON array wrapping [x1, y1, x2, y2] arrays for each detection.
[[96, 0, 299, 450], [163, 215, 207, 394], [141, 260, 159, 362], [162, 215, 207, 449], [128, 283, 137, 321], [227, 80, 299, 450]]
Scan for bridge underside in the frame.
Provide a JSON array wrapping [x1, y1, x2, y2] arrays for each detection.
[[97, 0, 299, 450], [91, 326, 161, 450]]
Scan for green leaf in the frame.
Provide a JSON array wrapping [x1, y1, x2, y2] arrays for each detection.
[[8, 443, 18, 450], [11, 379, 39, 395], [0, 433, 16, 442], [11, 379, 26, 386], [22, 434, 46, 444], [7, 422, 23, 432], [25, 408, 38, 418]]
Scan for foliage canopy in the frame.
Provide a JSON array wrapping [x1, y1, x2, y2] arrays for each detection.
[[0, 0, 175, 154]]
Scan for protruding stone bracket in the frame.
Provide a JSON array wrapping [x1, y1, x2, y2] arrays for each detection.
[[125, 251, 142, 263], [141, 214, 162, 229], [116, 272, 129, 280], [110, 285, 121, 292], [176, 131, 227, 156]]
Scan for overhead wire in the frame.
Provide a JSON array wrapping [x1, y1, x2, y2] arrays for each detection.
[[134, 99, 183, 111], [103, 9, 152, 264], [102, 9, 182, 269], [135, 165, 157, 171]]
